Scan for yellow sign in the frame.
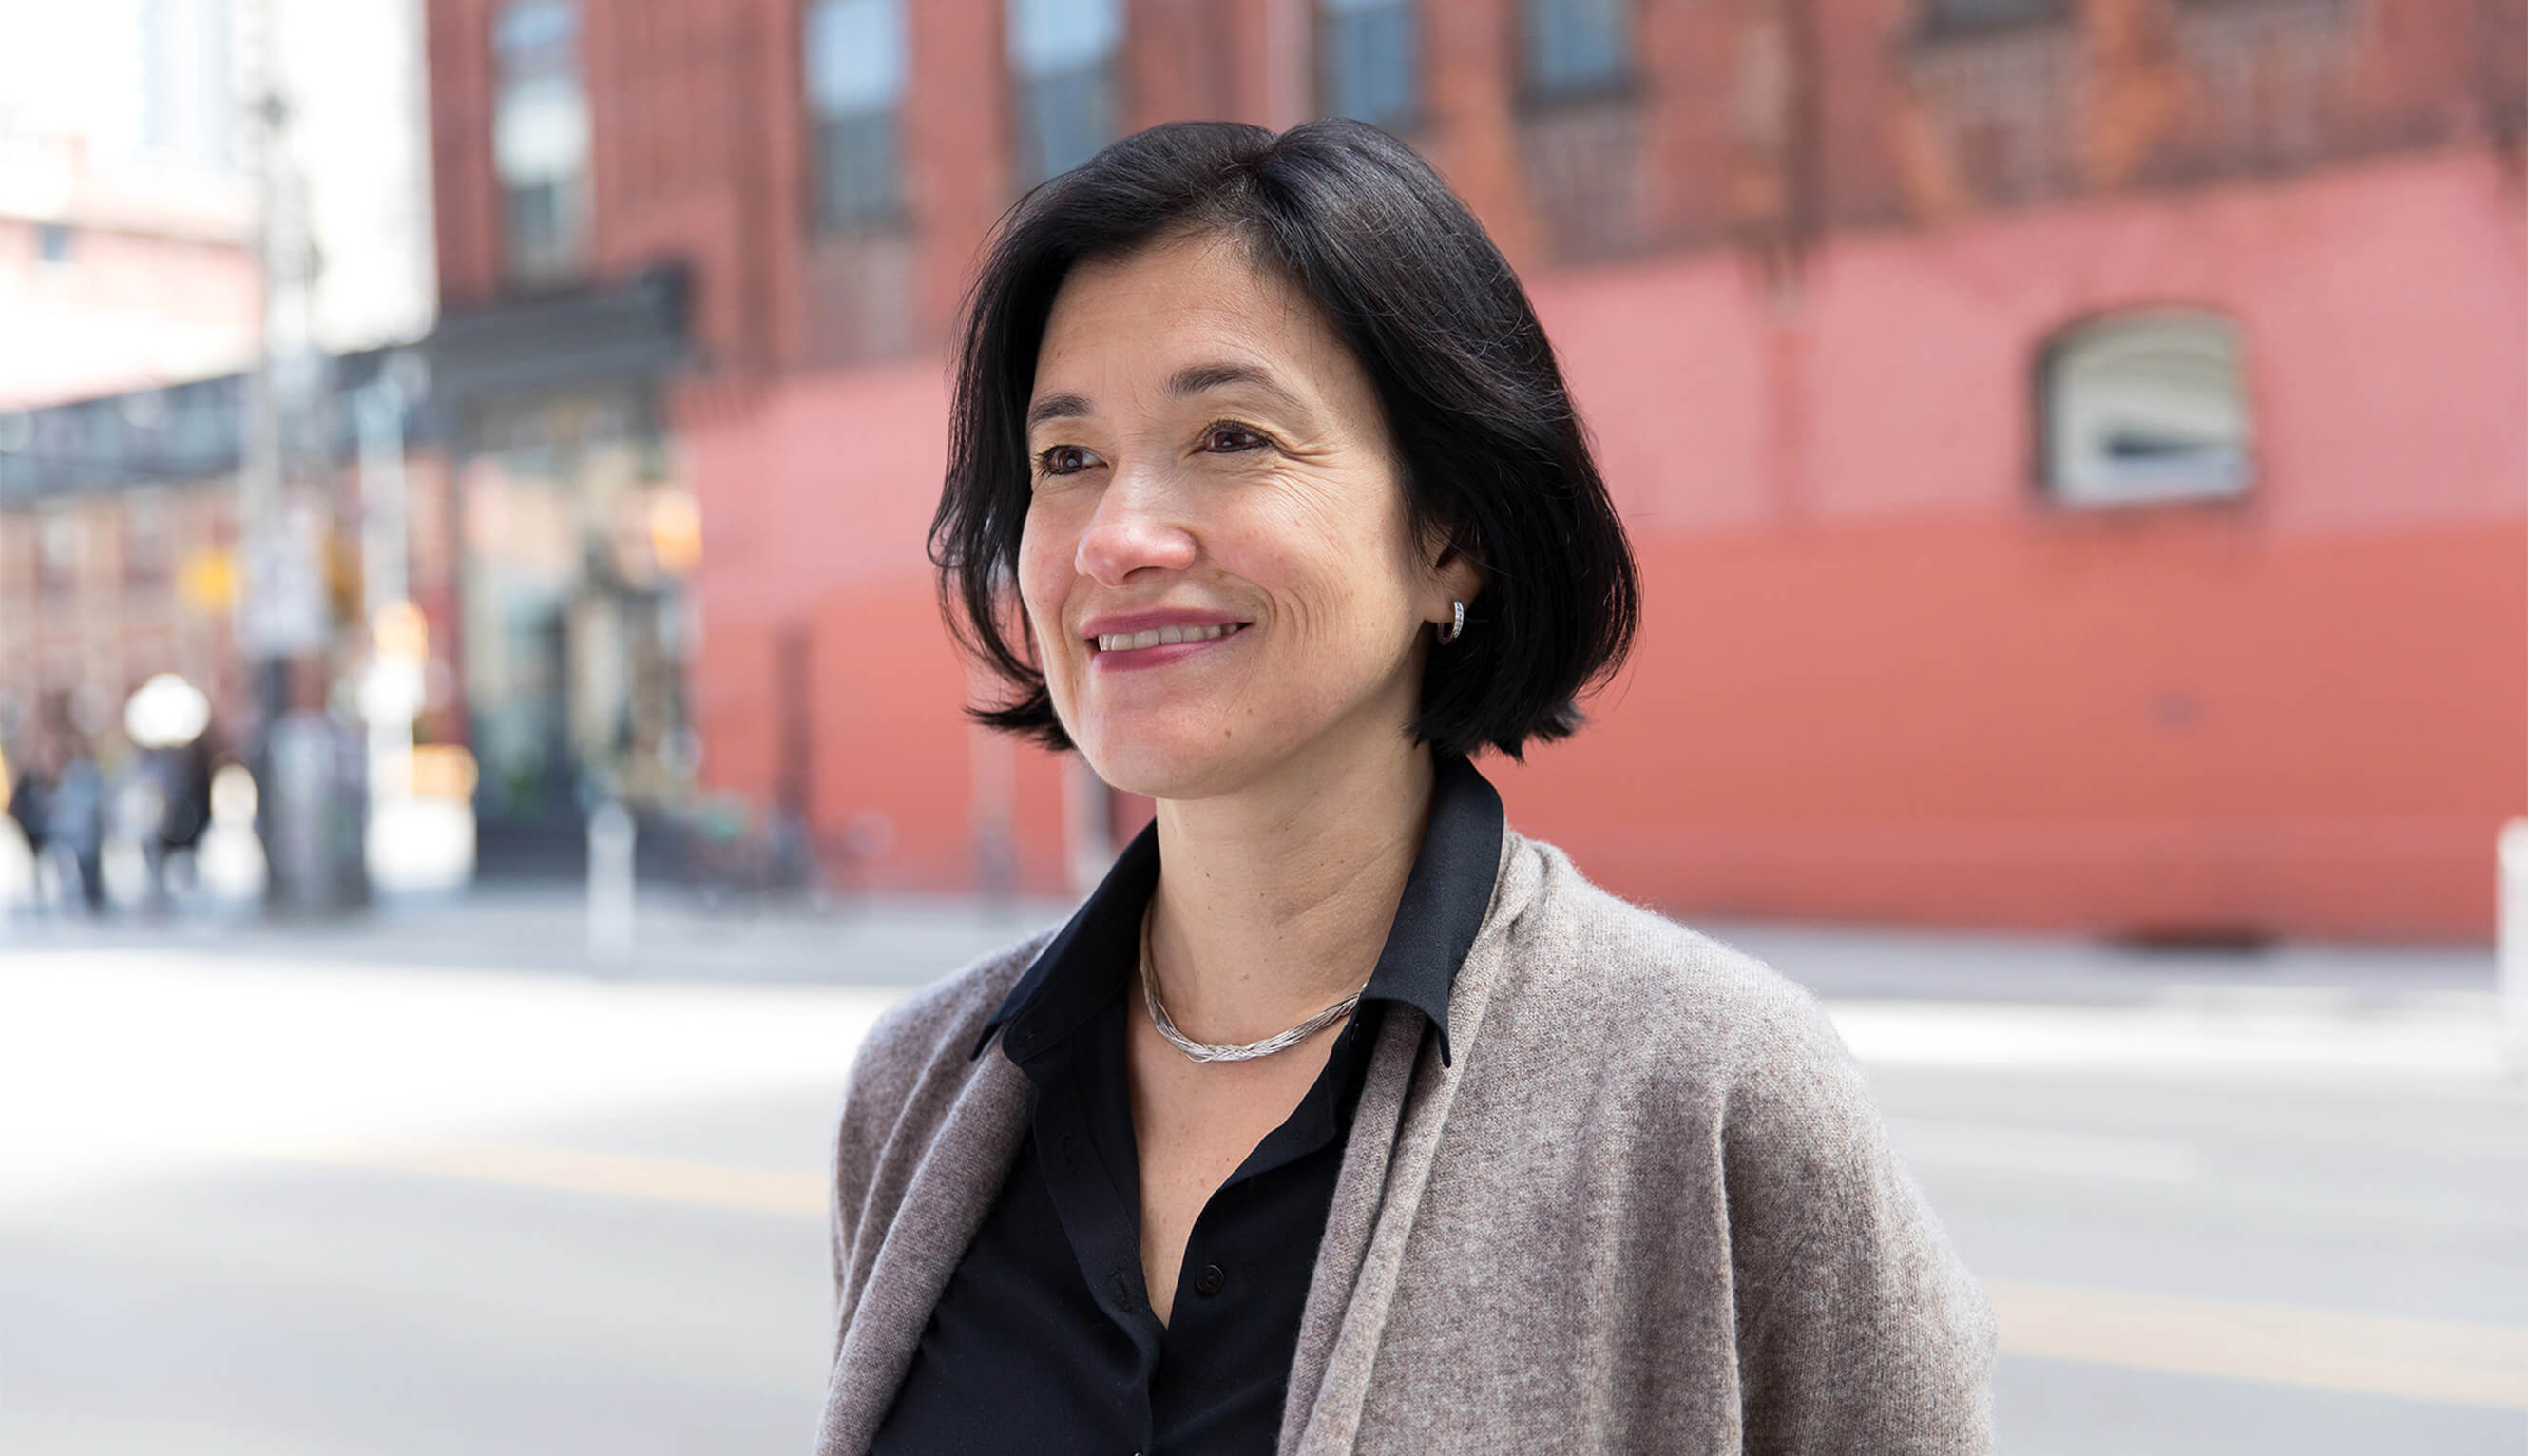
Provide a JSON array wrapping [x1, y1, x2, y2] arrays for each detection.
[[176, 548, 235, 614], [408, 744, 479, 801], [649, 489, 702, 578], [372, 600, 429, 662]]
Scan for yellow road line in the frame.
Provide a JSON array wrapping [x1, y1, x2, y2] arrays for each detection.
[[284, 1145, 2528, 1411], [311, 1144, 829, 1218], [1991, 1280, 2528, 1411]]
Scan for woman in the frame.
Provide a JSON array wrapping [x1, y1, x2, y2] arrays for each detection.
[[819, 120, 1993, 1456]]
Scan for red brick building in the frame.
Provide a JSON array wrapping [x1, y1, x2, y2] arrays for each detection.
[[423, 0, 2525, 939]]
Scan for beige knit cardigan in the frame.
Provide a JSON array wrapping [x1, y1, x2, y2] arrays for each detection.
[[816, 830, 1997, 1454]]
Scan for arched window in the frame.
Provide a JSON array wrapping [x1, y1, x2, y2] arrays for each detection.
[[2040, 310, 2251, 507]]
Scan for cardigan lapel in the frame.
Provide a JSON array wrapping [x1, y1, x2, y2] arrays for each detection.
[[1274, 994, 1427, 1455], [814, 1045, 1034, 1456], [1279, 832, 1544, 1455]]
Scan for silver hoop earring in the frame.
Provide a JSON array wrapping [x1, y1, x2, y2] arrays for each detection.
[[1437, 600, 1465, 645]]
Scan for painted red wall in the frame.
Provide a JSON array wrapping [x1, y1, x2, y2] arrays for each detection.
[[686, 147, 2525, 940]]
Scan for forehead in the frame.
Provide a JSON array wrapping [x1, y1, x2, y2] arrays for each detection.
[[1032, 232, 1359, 399]]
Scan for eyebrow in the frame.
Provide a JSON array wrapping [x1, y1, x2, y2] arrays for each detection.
[[1024, 361, 1317, 432]]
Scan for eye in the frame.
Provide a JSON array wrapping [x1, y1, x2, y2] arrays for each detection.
[[1199, 422, 1271, 455], [1034, 444, 1097, 477]]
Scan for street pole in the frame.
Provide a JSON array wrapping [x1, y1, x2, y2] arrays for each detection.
[[588, 799, 636, 967], [1063, 753, 1112, 896], [356, 361, 422, 796], [2500, 819, 2528, 1077], [238, 0, 360, 914], [969, 723, 1018, 918]]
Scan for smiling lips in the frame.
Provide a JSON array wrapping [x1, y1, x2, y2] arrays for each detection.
[[1091, 622, 1248, 654]]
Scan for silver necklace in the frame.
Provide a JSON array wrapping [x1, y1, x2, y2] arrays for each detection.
[[1139, 908, 1364, 1063]]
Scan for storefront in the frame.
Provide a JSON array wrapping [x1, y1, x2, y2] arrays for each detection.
[[424, 267, 695, 873]]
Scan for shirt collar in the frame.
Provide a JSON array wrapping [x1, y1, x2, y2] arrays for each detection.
[[973, 753, 1504, 1070]]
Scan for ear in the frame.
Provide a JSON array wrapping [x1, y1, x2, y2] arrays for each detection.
[[1425, 533, 1485, 624]]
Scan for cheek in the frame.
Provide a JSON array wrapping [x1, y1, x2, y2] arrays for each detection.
[[1015, 505, 1073, 631], [1253, 480, 1421, 633]]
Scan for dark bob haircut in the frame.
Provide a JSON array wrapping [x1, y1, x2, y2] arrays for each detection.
[[929, 118, 1638, 760]]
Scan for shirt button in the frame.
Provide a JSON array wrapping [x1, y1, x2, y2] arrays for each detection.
[[1195, 1264, 1225, 1296]]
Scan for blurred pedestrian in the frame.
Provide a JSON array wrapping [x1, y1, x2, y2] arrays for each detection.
[[122, 736, 214, 910], [156, 734, 215, 894], [819, 123, 1993, 1456], [6, 741, 52, 910], [51, 740, 105, 913]]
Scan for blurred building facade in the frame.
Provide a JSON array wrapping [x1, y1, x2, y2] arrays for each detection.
[[0, 352, 461, 791], [0, 0, 437, 410], [422, 0, 2524, 939], [0, 0, 454, 911], [0, 137, 260, 411]]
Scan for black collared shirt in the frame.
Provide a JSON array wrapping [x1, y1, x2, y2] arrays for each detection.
[[869, 755, 1504, 1456]]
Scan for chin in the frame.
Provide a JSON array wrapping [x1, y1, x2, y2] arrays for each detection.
[[1073, 716, 1272, 804]]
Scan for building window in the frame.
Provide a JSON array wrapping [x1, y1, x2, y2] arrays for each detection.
[[2040, 310, 2251, 508], [1516, 0, 1643, 261], [124, 493, 171, 589], [1921, 0, 2066, 34], [38, 510, 81, 597], [808, 0, 908, 231], [35, 223, 74, 266], [493, 0, 590, 286], [1008, 0, 1122, 189], [1320, 0, 1419, 131], [1521, 0, 1631, 103]]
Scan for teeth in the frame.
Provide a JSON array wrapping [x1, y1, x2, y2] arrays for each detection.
[[1095, 623, 1242, 652]]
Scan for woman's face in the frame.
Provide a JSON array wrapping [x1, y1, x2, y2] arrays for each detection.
[[1017, 230, 1475, 801]]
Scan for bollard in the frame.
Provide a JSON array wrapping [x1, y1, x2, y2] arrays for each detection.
[[2500, 819, 2528, 1075], [2502, 819, 2528, 1076], [588, 800, 637, 967]]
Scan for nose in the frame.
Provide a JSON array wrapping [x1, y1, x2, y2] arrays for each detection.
[[1074, 469, 1197, 587]]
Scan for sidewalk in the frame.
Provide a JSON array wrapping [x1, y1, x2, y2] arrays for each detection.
[[5, 885, 2513, 1085], [0, 884, 1077, 987], [5, 880, 2497, 1006]]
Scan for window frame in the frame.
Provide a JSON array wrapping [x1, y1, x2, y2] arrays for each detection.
[[2035, 307, 2256, 510], [36, 508, 82, 599], [121, 490, 172, 592], [1316, 0, 1425, 134], [1514, 0, 1639, 111], [490, 0, 591, 288], [1914, 0, 2072, 41], [1005, 0, 1126, 191], [805, 0, 910, 235]]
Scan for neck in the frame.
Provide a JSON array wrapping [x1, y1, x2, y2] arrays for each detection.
[[1145, 734, 1437, 1044]]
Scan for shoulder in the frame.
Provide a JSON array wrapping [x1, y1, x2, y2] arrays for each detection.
[[1474, 834, 1997, 1438], [1492, 831, 1917, 1204], [827, 925, 1057, 1305], [842, 926, 1057, 1115], [1496, 832, 1849, 1091]]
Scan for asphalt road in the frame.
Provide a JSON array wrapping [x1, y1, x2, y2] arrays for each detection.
[[2, 928, 2520, 1455]]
